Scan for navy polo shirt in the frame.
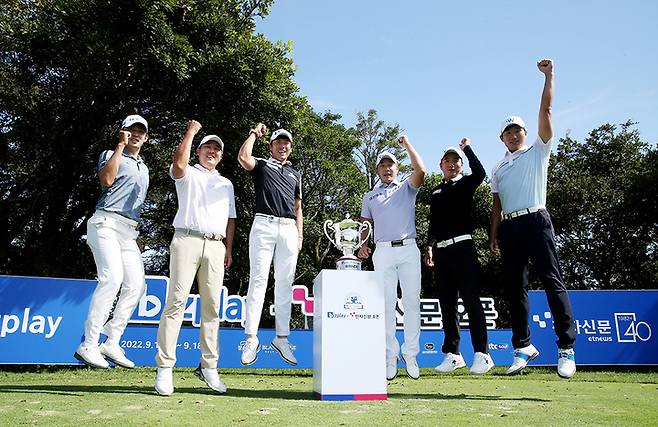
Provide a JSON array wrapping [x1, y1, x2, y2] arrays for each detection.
[[251, 157, 302, 219], [95, 150, 149, 222]]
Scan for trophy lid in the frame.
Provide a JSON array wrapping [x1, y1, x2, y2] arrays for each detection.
[[337, 214, 359, 229]]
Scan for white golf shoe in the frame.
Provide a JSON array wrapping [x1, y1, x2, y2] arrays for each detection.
[[99, 342, 134, 368], [154, 367, 174, 396], [240, 337, 260, 366], [470, 352, 494, 375], [557, 348, 576, 379], [74, 343, 109, 369], [386, 358, 398, 380], [402, 354, 420, 379], [434, 353, 466, 373], [194, 365, 227, 393], [271, 337, 297, 366], [506, 344, 540, 375]]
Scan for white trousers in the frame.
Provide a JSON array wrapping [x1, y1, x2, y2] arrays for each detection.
[[373, 243, 421, 361], [84, 211, 145, 346], [244, 216, 299, 336], [156, 232, 226, 368]]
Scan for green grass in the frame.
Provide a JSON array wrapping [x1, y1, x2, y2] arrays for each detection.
[[1, 366, 657, 426]]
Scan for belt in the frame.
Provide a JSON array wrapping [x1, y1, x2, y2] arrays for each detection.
[[255, 213, 296, 225], [503, 206, 544, 220], [435, 234, 472, 249], [376, 238, 416, 248], [95, 210, 138, 229], [175, 228, 223, 241]]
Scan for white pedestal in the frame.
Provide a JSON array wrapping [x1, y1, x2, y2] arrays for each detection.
[[312, 269, 387, 400]]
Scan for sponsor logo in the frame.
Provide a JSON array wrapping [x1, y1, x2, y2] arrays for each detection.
[[291, 285, 314, 315], [326, 312, 380, 320], [421, 342, 438, 355], [344, 293, 364, 310], [0, 308, 62, 339], [534, 310, 653, 344], [488, 343, 509, 351], [131, 277, 245, 327], [532, 311, 552, 329], [614, 313, 652, 343]]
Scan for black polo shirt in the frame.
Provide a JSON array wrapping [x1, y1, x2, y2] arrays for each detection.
[[427, 146, 486, 245], [251, 157, 302, 219]]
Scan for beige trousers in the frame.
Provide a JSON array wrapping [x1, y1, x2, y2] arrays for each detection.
[[155, 231, 226, 368]]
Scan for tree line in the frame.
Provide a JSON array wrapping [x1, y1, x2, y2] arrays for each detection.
[[1, 1, 656, 329]]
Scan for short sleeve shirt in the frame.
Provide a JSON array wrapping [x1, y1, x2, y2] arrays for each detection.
[[491, 136, 552, 214], [360, 179, 419, 242], [251, 157, 302, 219], [95, 150, 149, 222], [171, 164, 236, 237]]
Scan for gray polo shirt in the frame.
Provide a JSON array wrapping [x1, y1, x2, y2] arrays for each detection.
[[95, 150, 149, 222], [360, 178, 419, 242], [491, 136, 551, 214]]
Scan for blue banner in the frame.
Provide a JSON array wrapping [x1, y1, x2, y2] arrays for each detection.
[[1, 275, 656, 367], [526, 290, 657, 365]]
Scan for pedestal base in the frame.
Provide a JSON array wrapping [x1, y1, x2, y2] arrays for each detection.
[[313, 269, 386, 400]]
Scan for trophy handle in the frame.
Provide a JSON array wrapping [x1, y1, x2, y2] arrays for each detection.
[[358, 220, 372, 249], [323, 220, 339, 249]]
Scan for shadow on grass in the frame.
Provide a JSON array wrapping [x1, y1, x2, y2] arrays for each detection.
[[387, 392, 551, 402], [0, 384, 551, 402], [0, 384, 317, 400], [0, 384, 159, 396]]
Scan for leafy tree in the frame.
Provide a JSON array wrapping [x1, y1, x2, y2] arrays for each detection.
[[0, 0, 376, 330], [547, 121, 657, 289], [352, 109, 407, 189], [0, 0, 305, 282]]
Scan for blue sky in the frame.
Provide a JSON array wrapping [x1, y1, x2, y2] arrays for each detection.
[[256, 1, 658, 175]]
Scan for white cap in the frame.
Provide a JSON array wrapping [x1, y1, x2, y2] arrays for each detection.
[[376, 152, 398, 166], [500, 115, 526, 135], [270, 128, 293, 143], [441, 147, 463, 161], [198, 134, 224, 151], [121, 114, 148, 132]]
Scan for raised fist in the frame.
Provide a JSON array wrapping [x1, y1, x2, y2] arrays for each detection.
[[537, 58, 553, 75], [252, 123, 267, 138], [187, 119, 202, 134], [118, 130, 131, 146]]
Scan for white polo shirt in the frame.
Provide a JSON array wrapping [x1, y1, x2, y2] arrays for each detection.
[[171, 164, 236, 237], [360, 178, 419, 242], [491, 136, 552, 214]]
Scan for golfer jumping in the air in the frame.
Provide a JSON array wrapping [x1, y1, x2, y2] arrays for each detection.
[[490, 59, 577, 379]]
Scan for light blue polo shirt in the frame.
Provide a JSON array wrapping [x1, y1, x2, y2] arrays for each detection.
[[360, 178, 419, 242], [491, 136, 552, 214], [95, 150, 150, 222]]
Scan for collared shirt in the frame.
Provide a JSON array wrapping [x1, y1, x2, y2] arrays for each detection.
[[171, 164, 236, 237], [251, 157, 302, 219], [95, 150, 149, 222], [427, 145, 485, 245], [491, 136, 552, 214], [360, 178, 419, 242]]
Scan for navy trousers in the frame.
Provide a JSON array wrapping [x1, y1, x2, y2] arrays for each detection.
[[433, 240, 489, 354], [498, 209, 576, 350]]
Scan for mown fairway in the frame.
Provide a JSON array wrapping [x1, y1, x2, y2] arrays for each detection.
[[1, 366, 657, 426]]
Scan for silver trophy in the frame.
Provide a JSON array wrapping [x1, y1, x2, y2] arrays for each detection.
[[323, 214, 372, 270]]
